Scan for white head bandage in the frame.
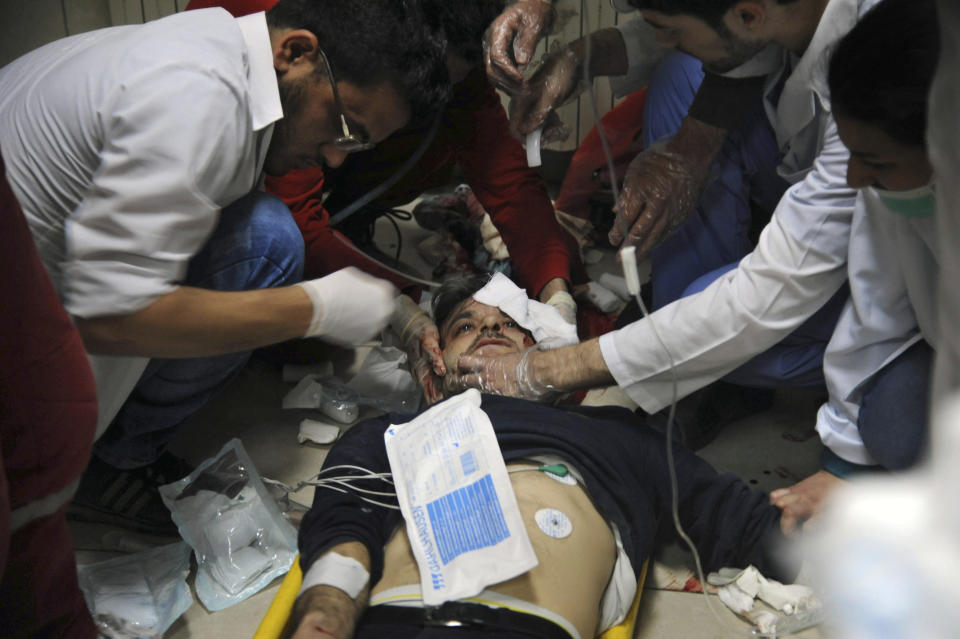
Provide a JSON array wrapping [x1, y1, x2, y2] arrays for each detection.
[[472, 273, 579, 348]]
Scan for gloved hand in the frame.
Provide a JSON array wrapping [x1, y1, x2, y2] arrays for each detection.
[[390, 294, 445, 404], [544, 289, 577, 327], [608, 119, 727, 257], [507, 45, 583, 141], [447, 346, 556, 401], [297, 267, 397, 345], [484, 0, 556, 94]]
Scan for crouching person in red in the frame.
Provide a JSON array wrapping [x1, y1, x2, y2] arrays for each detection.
[[0, 151, 98, 638]]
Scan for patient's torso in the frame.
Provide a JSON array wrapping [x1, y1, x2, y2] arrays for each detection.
[[371, 461, 617, 638]]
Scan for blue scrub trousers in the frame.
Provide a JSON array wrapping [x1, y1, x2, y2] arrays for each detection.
[[643, 52, 847, 388], [94, 192, 304, 469], [822, 339, 933, 476]]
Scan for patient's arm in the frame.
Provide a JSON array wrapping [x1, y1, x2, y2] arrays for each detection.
[[648, 437, 793, 582], [286, 542, 371, 639]]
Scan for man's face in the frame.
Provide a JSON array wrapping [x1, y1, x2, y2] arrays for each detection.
[[641, 9, 766, 74], [439, 299, 535, 376], [265, 69, 411, 176]]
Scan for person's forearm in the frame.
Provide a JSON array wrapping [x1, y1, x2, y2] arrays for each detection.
[[569, 27, 630, 79], [538, 277, 569, 302], [293, 542, 372, 639], [667, 116, 729, 163], [75, 285, 312, 358], [532, 338, 614, 390]]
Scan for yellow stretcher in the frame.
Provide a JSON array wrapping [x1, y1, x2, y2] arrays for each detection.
[[253, 556, 648, 639]]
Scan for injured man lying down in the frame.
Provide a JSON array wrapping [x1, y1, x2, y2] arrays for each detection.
[[284, 274, 793, 639]]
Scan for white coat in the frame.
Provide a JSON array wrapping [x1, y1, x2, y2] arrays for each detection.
[[0, 10, 282, 436], [817, 189, 939, 464], [598, 0, 882, 414]]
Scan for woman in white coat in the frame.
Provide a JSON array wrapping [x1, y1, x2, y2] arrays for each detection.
[[772, 0, 941, 532]]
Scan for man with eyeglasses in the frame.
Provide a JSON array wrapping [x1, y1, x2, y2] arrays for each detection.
[[0, 0, 450, 537], [192, 0, 584, 333]]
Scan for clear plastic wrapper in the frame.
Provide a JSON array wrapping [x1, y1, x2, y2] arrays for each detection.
[[158, 439, 297, 611], [282, 345, 422, 418], [483, 0, 557, 93], [78, 541, 193, 639], [609, 122, 723, 253], [449, 344, 557, 402]]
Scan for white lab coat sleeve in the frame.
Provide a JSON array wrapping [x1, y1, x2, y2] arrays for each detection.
[[815, 194, 924, 465], [599, 116, 855, 414], [62, 64, 253, 318], [609, 18, 667, 99]]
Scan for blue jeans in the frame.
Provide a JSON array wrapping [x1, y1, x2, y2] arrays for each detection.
[[858, 339, 933, 470], [94, 192, 304, 468], [643, 53, 846, 388]]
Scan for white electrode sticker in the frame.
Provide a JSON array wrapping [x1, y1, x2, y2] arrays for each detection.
[[384, 389, 538, 605], [535, 508, 573, 539]]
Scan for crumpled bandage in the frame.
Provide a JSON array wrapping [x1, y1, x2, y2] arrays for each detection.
[[708, 565, 820, 633], [473, 273, 578, 348]]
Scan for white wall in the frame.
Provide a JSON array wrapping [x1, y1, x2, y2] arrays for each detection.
[[0, 0, 623, 146], [0, 0, 187, 67]]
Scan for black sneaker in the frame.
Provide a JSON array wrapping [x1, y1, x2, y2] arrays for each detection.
[[67, 452, 193, 537], [648, 382, 776, 450]]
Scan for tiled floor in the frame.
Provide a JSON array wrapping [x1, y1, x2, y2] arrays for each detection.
[[71, 211, 826, 638]]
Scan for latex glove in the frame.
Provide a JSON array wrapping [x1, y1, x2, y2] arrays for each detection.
[[297, 267, 397, 345], [448, 346, 556, 402], [484, 0, 556, 94], [507, 45, 582, 141], [390, 294, 445, 404], [544, 289, 577, 327], [608, 119, 728, 257]]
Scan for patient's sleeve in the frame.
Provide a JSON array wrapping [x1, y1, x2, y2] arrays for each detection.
[[297, 415, 403, 586], [651, 440, 793, 582]]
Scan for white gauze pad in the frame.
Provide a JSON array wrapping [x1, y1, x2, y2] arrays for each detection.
[[299, 552, 370, 599]]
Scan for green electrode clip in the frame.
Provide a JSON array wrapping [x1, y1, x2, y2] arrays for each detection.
[[538, 464, 569, 478]]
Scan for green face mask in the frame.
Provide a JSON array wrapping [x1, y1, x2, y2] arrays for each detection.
[[870, 183, 936, 218]]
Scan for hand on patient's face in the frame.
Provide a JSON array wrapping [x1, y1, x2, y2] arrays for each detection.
[[770, 470, 847, 535], [484, 0, 556, 94], [413, 325, 445, 405], [391, 294, 445, 404], [289, 586, 358, 639], [448, 348, 555, 401]]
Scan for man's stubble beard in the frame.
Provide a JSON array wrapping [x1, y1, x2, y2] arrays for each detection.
[[701, 32, 768, 74], [264, 74, 308, 177]]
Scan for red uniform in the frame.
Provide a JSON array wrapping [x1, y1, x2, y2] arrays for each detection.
[[280, 66, 582, 298], [0, 152, 98, 639]]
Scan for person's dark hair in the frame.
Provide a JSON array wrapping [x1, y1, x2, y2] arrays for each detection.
[[420, 0, 506, 65], [828, 0, 939, 149], [267, 0, 450, 117], [431, 273, 492, 338], [627, 0, 799, 31]]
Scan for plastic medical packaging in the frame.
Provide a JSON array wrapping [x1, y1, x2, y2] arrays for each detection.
[[159, 439, 297, 611], [77, 541, 193, 639]]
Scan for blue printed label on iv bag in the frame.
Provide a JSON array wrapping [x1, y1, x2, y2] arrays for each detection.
[[427, 474, 510, 565], [384, 390, 538, 605]]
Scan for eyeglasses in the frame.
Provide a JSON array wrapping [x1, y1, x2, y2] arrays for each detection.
[[317, 47, 376, 153]]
